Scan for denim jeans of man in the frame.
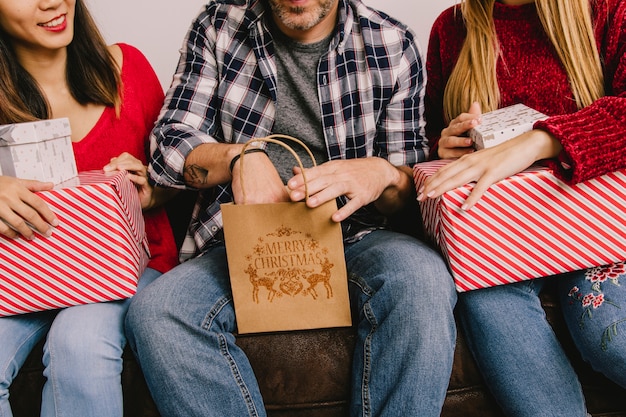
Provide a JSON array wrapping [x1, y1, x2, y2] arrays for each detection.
[[458, 277, 588, 417], [126, 230, 457, 417], [0, 267, 160, 417]]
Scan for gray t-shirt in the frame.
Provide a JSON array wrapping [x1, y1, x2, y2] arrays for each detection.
[[266, 22, 386, 239], [268, 23, 331, 182]]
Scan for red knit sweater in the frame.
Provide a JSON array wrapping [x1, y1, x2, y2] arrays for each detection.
[[71, 43, 178, 273], [425, 0, 626, 184]]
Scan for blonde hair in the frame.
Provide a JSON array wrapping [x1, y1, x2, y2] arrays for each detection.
[[442, 0, 604, 123]]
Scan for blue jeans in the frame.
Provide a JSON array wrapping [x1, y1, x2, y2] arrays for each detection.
[[0, 268, 160, 417], [126, 230, 457, 417], [458, 278, 588, 417], [558, 262, 626, 389]]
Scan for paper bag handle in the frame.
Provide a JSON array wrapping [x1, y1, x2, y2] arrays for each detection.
[[237, 134, 316, 205]]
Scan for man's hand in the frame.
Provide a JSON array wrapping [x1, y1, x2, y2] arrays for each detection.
[[287, 157, 411, 222], [230, 150, 290, 204]]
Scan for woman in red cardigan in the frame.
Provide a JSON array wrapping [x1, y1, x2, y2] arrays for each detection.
[[419, 0, 626, 415], [0, 0, 178, 415]]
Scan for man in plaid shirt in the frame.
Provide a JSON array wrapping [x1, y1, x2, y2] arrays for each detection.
[[127, 0, 457, 415]]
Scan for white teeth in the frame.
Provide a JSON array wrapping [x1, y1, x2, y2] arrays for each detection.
[[41, 16, 65, 28]]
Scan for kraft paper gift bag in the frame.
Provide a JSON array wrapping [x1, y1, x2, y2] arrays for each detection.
[[222, 135, 351, 334]]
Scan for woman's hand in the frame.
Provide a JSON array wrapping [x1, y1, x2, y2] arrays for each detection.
[[418, 129, 562, 210], [104, 153, 154, 209], [0, 176, 57, 239], [437, 101, 482, 159]]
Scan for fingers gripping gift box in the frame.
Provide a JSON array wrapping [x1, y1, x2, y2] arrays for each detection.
[[470, 104, 548, 150], [0, 171, 149, 316], [0, 118, 77, 184], [413, 160, 626, 292]]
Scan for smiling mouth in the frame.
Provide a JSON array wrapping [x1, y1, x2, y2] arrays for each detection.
[[39, 15, 66, 28]]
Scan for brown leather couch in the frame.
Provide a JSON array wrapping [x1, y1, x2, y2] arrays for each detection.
[[9, 192, 626, 417]]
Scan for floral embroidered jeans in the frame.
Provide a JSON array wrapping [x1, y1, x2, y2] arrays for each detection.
[[559, 261, 626, 388]]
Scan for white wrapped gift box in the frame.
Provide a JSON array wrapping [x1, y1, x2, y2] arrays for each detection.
[[470, 104, 548, 150], [0, 118, 77, 184]]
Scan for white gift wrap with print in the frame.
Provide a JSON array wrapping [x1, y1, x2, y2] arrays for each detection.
[[0, 170, 149, 316], [413, 160, 626, 292], [469, 104, 549, 150], [0, 118, 77, 184]]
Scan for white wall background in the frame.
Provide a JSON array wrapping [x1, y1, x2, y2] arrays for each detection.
[[86, 0, 457, 90]]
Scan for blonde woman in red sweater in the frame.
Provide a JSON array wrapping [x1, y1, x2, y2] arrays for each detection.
[[419, 0, 626, 415]]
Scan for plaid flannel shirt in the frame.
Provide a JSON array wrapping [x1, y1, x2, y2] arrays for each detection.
[[148, 0, 428, 261]]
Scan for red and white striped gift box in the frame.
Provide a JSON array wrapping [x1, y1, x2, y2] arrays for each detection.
[[0, 170, 149, 316], [413, 160, 626, 292]]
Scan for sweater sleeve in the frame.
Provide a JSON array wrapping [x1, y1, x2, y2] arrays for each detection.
[[534, 0, 626, 184]]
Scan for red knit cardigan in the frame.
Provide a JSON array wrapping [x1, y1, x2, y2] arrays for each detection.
[[425, 0, 626, 184]]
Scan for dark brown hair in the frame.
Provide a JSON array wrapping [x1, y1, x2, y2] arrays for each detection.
[[0, 0, 122, 124]]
